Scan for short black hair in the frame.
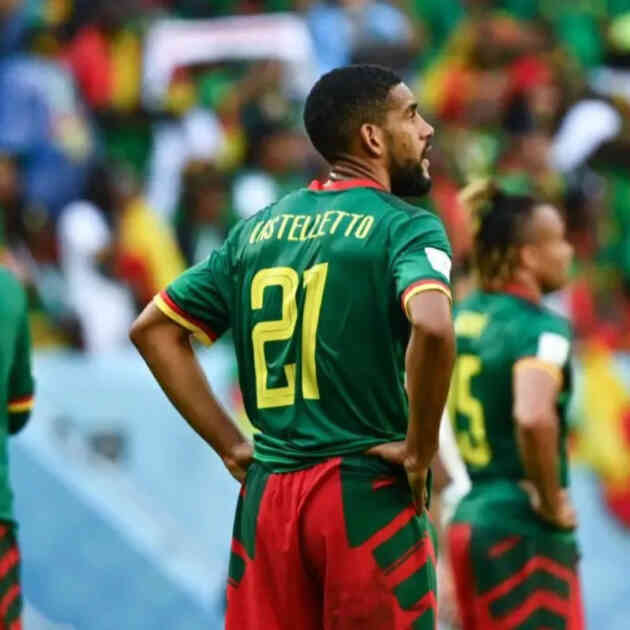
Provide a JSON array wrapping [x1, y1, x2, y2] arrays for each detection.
[[303, 65, 402, 164]]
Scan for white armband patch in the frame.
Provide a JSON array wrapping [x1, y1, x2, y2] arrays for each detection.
[[537, 332, 570, 367], [425, 247, 452, 281]]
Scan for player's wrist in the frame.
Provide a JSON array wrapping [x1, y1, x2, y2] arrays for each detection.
[[403, 454, 430, 476]]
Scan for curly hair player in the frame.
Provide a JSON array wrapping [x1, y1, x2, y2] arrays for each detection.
[[130, 65, 455, 629], [446, 181, 584, 630]]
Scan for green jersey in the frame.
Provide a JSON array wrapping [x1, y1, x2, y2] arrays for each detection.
[[156, 179, 452, 471], [450, 289, 575, 538], [0, 267, 35, 522]]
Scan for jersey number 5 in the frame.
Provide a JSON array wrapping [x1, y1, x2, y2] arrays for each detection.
[[251, 264, 328, 408], [450, 355, 492, 466]]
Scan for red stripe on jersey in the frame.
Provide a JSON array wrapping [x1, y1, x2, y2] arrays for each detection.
[[160, 291, 218, 341], [308, 178, 386, 192], [7, 396, 32, 406]]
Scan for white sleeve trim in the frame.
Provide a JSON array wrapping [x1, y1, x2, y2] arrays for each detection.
[[537, 332, 570, 367]]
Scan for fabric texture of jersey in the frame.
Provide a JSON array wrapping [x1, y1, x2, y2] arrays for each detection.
[[157, 180, 452, 471], [226, 455, 437, 630], [449, 289, 577, 541], [0, 269, 34, 523]]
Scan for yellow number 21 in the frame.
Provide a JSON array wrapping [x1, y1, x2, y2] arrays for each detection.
[[251, 263, 328, 409]]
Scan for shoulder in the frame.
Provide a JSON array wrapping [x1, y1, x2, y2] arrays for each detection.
[[527, 304, 572, 341], [376, 193, 451, 254], [373, 191, 442, 224], [510, 303, 572, 367]]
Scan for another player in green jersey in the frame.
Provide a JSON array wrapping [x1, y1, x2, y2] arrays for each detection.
[[131, 65, 455, 629], [446, 182, 584, 630], [0, 266, 35, 629]]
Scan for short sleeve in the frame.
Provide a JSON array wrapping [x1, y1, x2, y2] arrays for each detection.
[[153, 240, 233, 345], [8, 288, 35, 433], [513, 314, 572, 385], [390, 211, 453, 318]]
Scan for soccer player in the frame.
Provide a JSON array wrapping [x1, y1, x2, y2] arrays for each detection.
[[0, 265, 35, 629], [446, 182, 583, 629], [130, 64, 455, 629]]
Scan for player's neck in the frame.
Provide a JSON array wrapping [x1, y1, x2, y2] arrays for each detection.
[[328, 158, 390, 192], [500, 271, 542, 304]]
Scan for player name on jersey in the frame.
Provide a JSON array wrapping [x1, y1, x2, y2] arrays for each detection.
[[249, 211, 376, 244]]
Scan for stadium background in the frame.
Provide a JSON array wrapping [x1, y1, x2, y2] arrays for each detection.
[[1, 0, 630, 627]]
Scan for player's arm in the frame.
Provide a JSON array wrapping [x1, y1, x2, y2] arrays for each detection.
[[513, 362, 575, 529], [404, 290, 455, 509], [8, 284, 35, 435], [130, 302, 252, 482]]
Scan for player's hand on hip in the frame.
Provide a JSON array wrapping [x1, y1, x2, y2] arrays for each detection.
[[365, 442, 429, 514], [223, 441, 254, 483], [520, 482, 577, 530], [537, 490, 577, 530], [365, 440, 406, 466], [403, 461, 429, 515]]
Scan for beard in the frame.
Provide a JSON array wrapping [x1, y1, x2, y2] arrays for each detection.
[[389, 156, 432, 198]]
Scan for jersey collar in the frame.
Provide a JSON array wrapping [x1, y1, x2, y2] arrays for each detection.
[[308, 178, 386, 192], [500, 282, 541, 305]]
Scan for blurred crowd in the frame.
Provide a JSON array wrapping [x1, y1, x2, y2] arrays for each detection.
[[0, 0, 629, 355]]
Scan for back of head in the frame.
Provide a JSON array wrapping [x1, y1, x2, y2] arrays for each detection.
[[459, 179, 537, 290], [303, 65, 402, 164]]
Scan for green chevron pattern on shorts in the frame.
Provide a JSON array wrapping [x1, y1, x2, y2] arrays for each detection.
[[471, 530, 577, 594], [228, 551, 246, 585], [393, 560, 435, 610], [372, 516, 421, 571], [231, 462, 270, 559], [340, 455, 412, 547], [512, 608, 567, 630], [489, 569, 569, 617], [411, 607, 435, 630]]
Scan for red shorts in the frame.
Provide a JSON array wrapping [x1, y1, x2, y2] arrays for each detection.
[[448, 522, 584, 630], [226, 456, 437, 630]]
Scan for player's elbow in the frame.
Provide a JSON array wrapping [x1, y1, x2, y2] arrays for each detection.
[[514, 408, 557, 431], [410, 311, 454, 347], [129, 315, 151, 350], [407, 291, 454, 345]]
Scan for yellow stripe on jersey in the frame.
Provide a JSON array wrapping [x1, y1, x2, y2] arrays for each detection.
[[513, 357, 563, 387], [153, 293, 214, 346], [403, 281, 452, 320], [8, 395, 34, 414]]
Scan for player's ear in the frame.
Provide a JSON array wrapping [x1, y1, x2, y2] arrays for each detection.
[[519, 243, 539, 271], [359, 123, 386, 158]]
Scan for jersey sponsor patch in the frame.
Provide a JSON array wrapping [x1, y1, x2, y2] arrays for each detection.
[[425, 247, 452, 281], [537, 332, 570, 367]]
